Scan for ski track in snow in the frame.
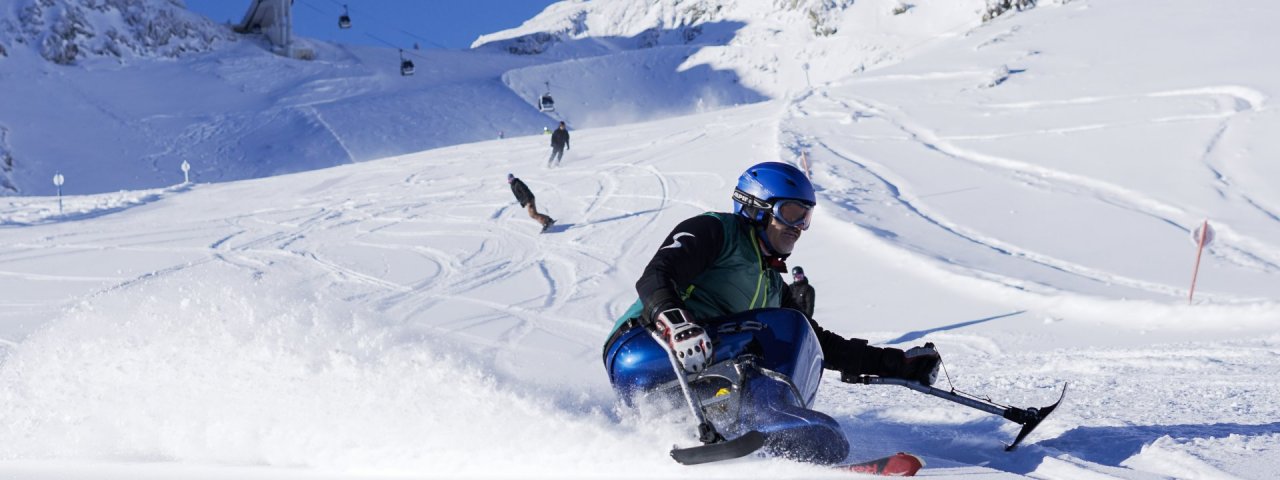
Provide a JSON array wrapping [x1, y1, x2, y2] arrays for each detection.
[[0, 100, 794, 468], [778, 68, 1280, 477], [784, 84, 1280, 302], [3, 93, 1276, 478], [4, 90, 1271, 476]]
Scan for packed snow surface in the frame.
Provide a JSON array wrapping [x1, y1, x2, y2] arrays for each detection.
[[2, 0, 1279, 478]]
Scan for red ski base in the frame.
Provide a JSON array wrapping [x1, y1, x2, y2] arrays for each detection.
[[839, 452, 924, 476]]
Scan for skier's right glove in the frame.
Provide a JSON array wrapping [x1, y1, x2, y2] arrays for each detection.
[[654, 308, 714, 374]]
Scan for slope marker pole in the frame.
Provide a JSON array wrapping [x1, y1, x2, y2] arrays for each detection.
[[1188, 219, 1213, 304]]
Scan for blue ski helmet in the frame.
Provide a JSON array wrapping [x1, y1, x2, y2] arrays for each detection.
[[732, 162, 816, 224]]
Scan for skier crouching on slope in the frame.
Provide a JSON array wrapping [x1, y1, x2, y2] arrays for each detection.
[[508, 173, 555, 232], [603, 162, 941, 458]]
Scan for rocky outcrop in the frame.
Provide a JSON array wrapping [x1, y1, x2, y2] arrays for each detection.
[[7, 0, 234, 65]]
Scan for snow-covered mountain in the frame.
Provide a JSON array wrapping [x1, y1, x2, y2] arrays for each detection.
[[476, 0, 1046, 98], [0, 0, 559, 197], [0, 0, 1055, 197], [0, 0, 232, 64], [0, 0, 222, 193], [3, 0, 1280, 478]]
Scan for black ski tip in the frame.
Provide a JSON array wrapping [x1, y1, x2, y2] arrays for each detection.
[[671, 430, 766, 465], [1006, 383, 1068, 452]]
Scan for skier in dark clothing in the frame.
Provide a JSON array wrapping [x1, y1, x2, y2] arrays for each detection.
[[604, 162, 940, 383], [508, 173, 555, 232], [548, 121, 570, 167], [788, 266, 815, 319]]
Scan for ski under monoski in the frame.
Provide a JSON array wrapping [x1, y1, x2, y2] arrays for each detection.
[[839, 452, 924, 476]]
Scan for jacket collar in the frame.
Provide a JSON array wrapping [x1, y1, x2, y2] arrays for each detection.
[[732, 213, 790, 272]]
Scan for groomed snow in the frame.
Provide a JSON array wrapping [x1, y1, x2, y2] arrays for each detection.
[[1, 0, 1278, 478]]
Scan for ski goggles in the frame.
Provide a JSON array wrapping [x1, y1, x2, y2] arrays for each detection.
[[771, 199, 814, 230]]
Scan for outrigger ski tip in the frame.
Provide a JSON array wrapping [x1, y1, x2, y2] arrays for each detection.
[[852, 376, 1068, 452], [670, 430, 767, 465], [1005, 382, 1068, 451]]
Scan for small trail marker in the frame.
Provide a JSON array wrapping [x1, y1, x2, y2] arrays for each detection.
[[53, 172, 64, 215]]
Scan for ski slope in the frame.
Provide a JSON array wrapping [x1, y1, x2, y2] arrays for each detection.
[[3, 0, 1280, 478]]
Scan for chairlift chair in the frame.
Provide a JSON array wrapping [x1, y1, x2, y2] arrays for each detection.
[[400, 50, 415, 76], [338, 5, 351, 29], [539, 81, 555, 112]]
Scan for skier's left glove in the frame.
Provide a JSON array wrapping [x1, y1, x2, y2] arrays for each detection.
[[900, 343, 941, 386], [654, 308, 714, 374]]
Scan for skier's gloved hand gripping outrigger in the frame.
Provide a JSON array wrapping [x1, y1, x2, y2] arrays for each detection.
[[603, 162, 1064, 472], [651, 308, 713, 373]]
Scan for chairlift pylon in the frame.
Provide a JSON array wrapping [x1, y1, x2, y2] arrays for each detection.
[[338, 5, 351, 29], [400, 49, 415, 76]]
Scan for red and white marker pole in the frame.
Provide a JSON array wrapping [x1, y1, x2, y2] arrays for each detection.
[[1188, 219, 1215, 304]]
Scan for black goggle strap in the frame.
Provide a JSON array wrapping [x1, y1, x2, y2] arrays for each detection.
[[733, 189, 772, 209], [734, 189, 773, 222]]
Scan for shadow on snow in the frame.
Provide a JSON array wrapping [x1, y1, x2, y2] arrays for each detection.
[[882, 310, 1027, 345]]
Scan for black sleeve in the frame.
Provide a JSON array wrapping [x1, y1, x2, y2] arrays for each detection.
[[782, 283, 801, 316], [801, 285, 815, 318], [511, 180, 534, 206], [634, 214, 725, 325], [795, 307, 904, 375], [781, 283, 815, 320]]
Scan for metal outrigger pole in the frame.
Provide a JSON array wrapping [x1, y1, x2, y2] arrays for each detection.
[[848, 375, 1067, 451]]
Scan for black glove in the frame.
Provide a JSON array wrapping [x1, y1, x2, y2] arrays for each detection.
[[839, 342, 942, 385], [900, 343, 941, 386]]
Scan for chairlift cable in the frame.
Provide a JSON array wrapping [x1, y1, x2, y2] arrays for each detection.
[[295, 0, 326, 16], [394, 28, 448, 50], [294, 0, 447, 50], [338, 2, 451, 51], [363, 32, 397, 48]]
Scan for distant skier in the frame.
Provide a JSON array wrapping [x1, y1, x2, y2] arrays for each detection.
[[788, 266, 815, 319], [603, 161, 939, 381], [508, 173, 555, 232], [548, 121, 570, 168]]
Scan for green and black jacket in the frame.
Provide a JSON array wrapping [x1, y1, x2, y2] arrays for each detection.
[[608, 212, 899, 375]]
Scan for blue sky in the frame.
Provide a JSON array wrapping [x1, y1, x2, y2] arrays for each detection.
[[185, 0, 559, 50]]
